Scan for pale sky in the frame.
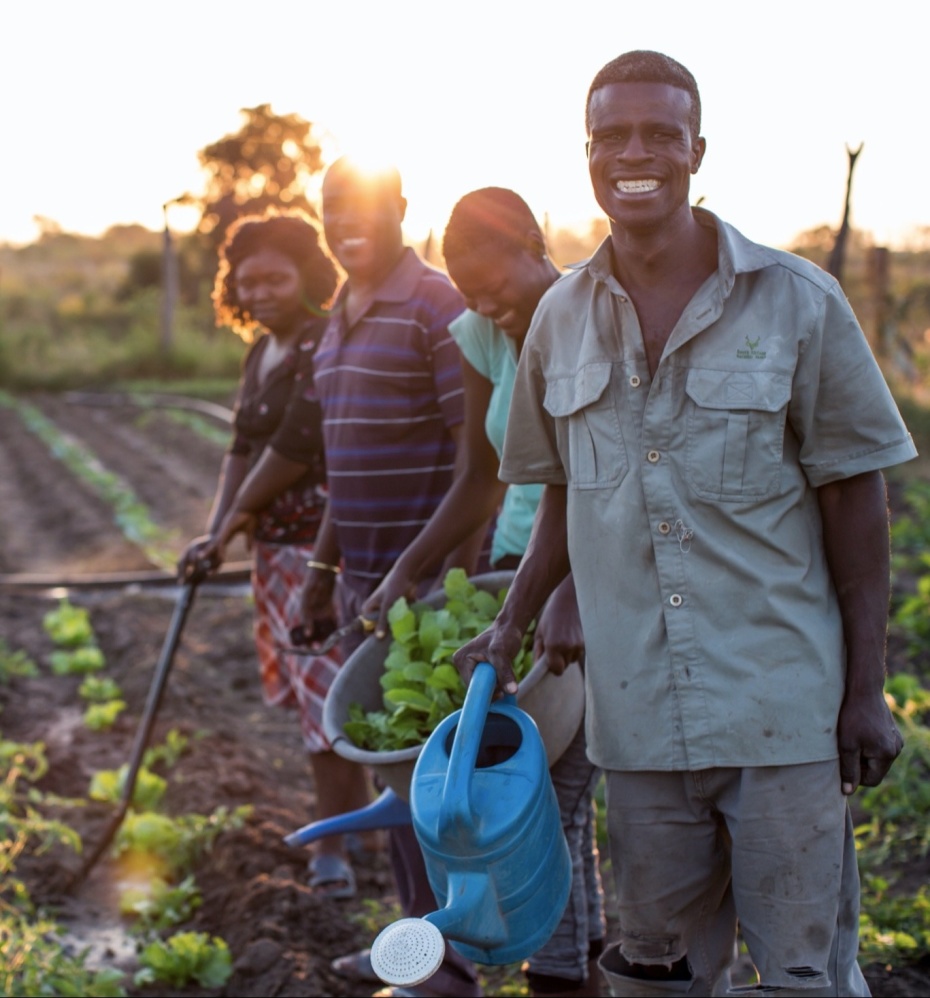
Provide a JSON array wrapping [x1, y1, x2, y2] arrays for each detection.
[[3, 0, 929, 250]]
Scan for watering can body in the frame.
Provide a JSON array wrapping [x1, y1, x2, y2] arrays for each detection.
[[409, 662, 571, 965]]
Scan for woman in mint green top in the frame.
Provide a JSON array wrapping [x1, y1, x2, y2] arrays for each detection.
[[364, 188, 605, 997], [449, 309, 543, 566]]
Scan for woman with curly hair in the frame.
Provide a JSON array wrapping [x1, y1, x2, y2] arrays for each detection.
[[178, 209, 370, 898]]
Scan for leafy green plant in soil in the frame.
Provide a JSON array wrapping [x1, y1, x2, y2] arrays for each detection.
[[83, 699, 126, 731], [2, 624, 241, 996], [1, 910, 127, 998], [119, 874, 202, 933], [0, 640, 38, 685], [859, 877, 930, 966], [854, 675, 930, 968], [78, 675, 123, 702], [134, 931, 232, 989], [48, 646, 106, 676], [856, 675, 930, 867], [2, 731, 121, 997], [87, 730, 190, 813], [42, 600, 95, 648], [43, 600, 107, 675], [344, 568, 536, 751], [113, 806, 251, 879]]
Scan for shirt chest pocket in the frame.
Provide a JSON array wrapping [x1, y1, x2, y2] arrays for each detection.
[[685, 369, 791, 502], [543, 363, 627, 489]]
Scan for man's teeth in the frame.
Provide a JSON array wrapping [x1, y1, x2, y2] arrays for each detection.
[[342, 237, 366, 247], [616, 179, 660, 194]]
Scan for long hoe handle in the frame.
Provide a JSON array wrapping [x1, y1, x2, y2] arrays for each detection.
[[70, 579, 199, 888]]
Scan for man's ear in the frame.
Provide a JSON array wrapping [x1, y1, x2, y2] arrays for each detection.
[[527, 228, 547, 258], [398, 196, 408, 223], [691, 136, 706, 174]]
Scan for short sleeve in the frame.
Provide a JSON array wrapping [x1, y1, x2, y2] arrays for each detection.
[[500, 323, 567, 486], [789, 283, 916, 486], [450, 310, 496, 380], [420, 274, 466, 430]]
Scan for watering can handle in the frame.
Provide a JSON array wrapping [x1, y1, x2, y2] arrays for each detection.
[[439, 661, 506, 840]]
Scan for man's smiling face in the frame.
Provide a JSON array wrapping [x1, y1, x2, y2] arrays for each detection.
[[586, 81, 705, 237]]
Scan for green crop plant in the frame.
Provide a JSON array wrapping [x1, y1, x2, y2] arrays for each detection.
[[82, 699, 126, 731], [88, 765, 167, 812], [0, 909, 127, 998], [859, 876, 930, 966], [345, 568, 535, 751], [855, 675, 930, 868], [0, 641, 38, 685], [78, 676, 123, 702], [87, 731, 191, 816], [42, 600, 94, 648], [1, 736, 81, 877], [48, 646, 106, 676], [140, 728, 189, 770], [119, 874, 202, 932], [43, 599, 107, 675], [0, 732, 115, 996], [133, 931, 232, 988], [113, 805, 251, 880]]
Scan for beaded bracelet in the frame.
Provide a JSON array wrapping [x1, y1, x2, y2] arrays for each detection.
[[306, 559, 341, 574]]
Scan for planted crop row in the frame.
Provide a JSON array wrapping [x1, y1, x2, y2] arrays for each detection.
[[1, 602, 244, 993], [0, 391, 177, 572]]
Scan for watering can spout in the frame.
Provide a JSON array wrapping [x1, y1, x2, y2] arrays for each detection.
[[283, 787, 410, 847], [425, 869, 507, 949]]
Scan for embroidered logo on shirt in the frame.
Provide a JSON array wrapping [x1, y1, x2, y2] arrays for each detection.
[[736, 335, 766, 360]]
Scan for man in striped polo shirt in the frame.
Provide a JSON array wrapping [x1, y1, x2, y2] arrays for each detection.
[[302, 156, 484, 998]]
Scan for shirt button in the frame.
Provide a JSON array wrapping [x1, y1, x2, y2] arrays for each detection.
[[658, 521, 671, 535], [629, 375, 641, 388], [647, 450, 660, 463], [669, 594, 683, 607]]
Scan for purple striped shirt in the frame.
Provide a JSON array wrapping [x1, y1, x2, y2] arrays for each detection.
[[313, 248, 466, 591]]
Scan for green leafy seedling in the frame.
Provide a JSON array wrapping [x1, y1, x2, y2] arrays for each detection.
[[83, 699, 126, 731], [79, 675, 123, 702], [49, 645, 106, 675], [134, 931, 232, 988], [0, 639, 38, 683], [89, 765, 167, 812], [42, 600, 94, 647]]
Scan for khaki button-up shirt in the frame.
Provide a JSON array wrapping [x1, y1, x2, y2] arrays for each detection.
[[501, 211, 917, 771]]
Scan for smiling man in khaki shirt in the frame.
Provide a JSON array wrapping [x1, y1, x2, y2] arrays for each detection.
[[455, 50, 914, 997]]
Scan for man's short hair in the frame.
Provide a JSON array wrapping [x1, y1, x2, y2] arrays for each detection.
[[324, 155, 403, 202], [443, 187, 543, 264], [585, 50, 701, 143]]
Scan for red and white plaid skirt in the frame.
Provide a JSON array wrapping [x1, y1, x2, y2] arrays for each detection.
[[251, 540, 341, 753]]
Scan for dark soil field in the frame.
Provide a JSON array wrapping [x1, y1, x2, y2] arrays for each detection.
[[1, 391, 929, 997]]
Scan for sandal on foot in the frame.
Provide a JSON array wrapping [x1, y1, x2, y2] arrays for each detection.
[[331, 948, 379, 983], [308, 853, 356, 900]]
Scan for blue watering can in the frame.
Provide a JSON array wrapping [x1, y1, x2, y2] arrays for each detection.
[[369, 661, 571, 988]]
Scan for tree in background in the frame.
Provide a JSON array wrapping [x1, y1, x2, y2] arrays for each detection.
[[196, 103, 326, 249]]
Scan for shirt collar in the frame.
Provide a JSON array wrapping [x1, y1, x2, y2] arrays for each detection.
[[334, 245, 423, 309], [582, 208, 781, 294]]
